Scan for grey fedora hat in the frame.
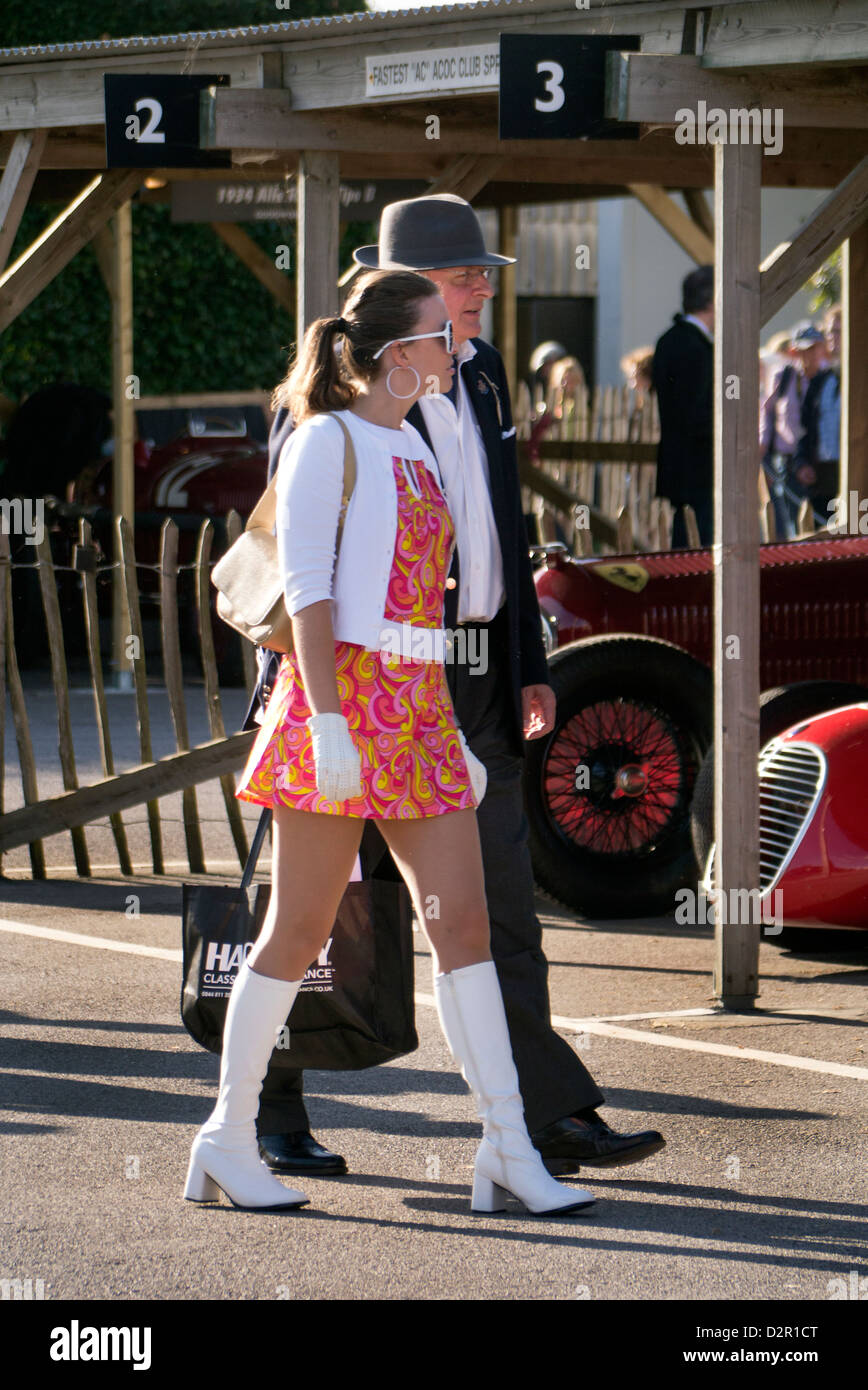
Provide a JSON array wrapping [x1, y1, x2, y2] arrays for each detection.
[[353, 193, 515, 270]]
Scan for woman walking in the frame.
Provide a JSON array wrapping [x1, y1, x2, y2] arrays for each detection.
[[184, 269, 594, 1218]]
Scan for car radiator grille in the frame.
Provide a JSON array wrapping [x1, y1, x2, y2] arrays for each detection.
[[704, 740, 825, 892], [757, 741, 825, 890]]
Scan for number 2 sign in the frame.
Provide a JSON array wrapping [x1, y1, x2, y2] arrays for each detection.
[[104, 75, 231, 169], [498, 34, 640, 141]]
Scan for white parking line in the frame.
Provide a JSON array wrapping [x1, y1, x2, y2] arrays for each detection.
[[547, 1016, 868, 1082], [4, 919, 867, 1082], [0, 918, 181, 962]]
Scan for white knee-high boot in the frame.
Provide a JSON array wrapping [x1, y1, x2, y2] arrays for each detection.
[[184, 958, 309, 1210], [435, 961, 596, 1216]]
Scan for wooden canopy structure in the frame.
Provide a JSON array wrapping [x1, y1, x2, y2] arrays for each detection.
[[1, 0, 868, 1006]]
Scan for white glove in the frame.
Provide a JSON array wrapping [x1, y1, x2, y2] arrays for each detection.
[[458, 729, 487, 805], [306, 712, 363, 802]]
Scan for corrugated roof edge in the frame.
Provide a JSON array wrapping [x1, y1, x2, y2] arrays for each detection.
[[0, 2, 529, 61]]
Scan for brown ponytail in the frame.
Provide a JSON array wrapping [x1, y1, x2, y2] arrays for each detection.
[[272, 269, 439, 423]]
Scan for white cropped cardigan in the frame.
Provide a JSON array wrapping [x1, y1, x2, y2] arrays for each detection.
[[276, 408, 447, 651]]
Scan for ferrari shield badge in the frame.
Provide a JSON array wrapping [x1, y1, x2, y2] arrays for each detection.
[[594, 562, 649, 593]]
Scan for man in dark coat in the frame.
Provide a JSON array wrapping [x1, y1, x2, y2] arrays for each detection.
[[246, 195, 665, 1178], [652, 264, 715, 548]]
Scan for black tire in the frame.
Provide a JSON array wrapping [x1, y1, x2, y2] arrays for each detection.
[[690, 680, 868, 872], [524, 635, 712, 918]]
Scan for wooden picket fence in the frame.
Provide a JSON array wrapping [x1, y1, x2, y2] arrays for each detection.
[[515, 381, 667, 553], [0, 504, 257, 880], [514, 380, 817, 552]]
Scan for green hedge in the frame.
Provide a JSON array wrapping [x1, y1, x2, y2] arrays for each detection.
[[0, 204, 373, 401]]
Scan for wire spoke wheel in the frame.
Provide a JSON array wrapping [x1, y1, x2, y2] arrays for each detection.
[[523, 636, 712, 918], [545, 698, 691, 856]]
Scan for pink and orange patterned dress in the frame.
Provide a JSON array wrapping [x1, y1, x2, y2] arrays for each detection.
[[234, 453, 475, 818]]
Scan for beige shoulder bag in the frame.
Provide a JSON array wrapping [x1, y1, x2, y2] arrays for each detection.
[[211, 414, 357, 653]]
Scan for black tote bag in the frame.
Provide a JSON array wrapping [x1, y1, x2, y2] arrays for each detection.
[[181, 810, 418, 1070]]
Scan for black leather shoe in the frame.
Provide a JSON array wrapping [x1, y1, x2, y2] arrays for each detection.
[[258, 1131, 348, 1176], [532, 1111, 666, 1176]]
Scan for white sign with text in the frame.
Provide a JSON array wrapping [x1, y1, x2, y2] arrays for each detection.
[[365, 45, 500, 99]]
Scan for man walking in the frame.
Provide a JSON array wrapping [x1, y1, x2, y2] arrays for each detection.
[[247, 195, 665, 1179]]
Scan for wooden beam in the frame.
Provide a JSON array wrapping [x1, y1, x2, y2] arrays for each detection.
[[842, 223, 868, 504], [0, 732, 256, 853], [427, 154, 503, 201], [627, 184, 714, 264], [91, 223, 112, 291], [296, 150, 339, 336], [759, 155, 868, 326], [704, 0, 868, 69], [607, 52, 868, 129], [0, 130, 46, 272], [713, 139, 762, 1009], [682, 187, 714, 240], [0, 169, 142, 332], [5, 121, 865, 186], [211, 221, 293, 312]]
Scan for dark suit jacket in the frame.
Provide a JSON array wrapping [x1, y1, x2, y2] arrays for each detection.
[[248, 341, 548, 753], [651, 315, 713, 507]]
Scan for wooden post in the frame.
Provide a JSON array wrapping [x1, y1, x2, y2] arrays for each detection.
[[713, 141, 762, 1009], [78, 518, 133, 876], [117, 516, 164, 875], [110, 200, 135, 690], [1, 532, 45, 878], [296, 152, 339, 336], [159, 520, 205, 875], [842, 221, 868, 503], [195, 520, 250, 868], [495, 205, 518, 403]]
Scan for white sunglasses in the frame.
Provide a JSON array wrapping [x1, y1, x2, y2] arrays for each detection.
[[372, 320, 454, 360]]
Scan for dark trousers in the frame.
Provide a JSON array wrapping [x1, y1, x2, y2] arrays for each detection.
[[258, 611, 604, 1136]]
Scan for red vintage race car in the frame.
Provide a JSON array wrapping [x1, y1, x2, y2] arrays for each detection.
[[527, 535, 868, 931], [696, 703, 868, 950]]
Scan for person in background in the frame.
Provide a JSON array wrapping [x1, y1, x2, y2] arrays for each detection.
[[620, 346, 655, 442], [547, 355, 587, 421], [823, 305, 841, 368], [759, 331, 804, 540], [792, 319, 840, 522], [652, 266, 714, 548], [759, 329, 792, 401], [528, 340, 568, 412]]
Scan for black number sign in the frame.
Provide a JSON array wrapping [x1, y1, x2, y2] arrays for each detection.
[[104, 74, 231, 169], [499, 34, 640, 141]]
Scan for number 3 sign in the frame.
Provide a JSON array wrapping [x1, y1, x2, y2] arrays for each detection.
[[498, 34, 639, 141], [104, 75, 231, 169]]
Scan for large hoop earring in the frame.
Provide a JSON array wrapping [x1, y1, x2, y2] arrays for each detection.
[[386, 365, 421, 400]]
